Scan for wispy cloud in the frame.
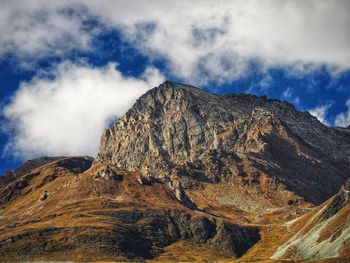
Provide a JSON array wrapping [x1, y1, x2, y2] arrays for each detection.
[[335, 100, 350, 127], [2, 61, 164, 159], [282, 88, 300, 106], [309, 104, 332, 126], [0, 1, 95, 62], [1, 1, 350, 83]]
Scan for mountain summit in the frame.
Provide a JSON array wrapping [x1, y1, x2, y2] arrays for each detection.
[[98, 81, 350, 205], [1, 81, 350, 262]]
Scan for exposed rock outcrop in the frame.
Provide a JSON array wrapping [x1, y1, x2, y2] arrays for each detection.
[[93, 165, 123, 181], [321, 178, 350, 220], [97, 81, 350, 204], [39, 191, 48, 201], [167, 180, 197, 209], [55, 156, 93, 173], [272, 178, 350, 261]]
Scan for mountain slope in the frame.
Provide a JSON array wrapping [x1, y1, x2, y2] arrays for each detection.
[[0, 157, 259, 261], [271, 178, 350, 261], [97, 81, 350, 206], [0, 157, 62, 188]]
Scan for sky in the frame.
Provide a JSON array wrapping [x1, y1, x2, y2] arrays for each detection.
[[0, 0, 350, 174]]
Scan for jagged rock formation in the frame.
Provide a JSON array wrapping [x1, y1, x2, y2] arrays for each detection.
[[93, 165, 123, 181], [321, 179, 350, 220], [97, 81, 350, 205]]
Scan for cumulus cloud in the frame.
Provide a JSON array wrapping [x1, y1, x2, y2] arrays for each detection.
[[2, 62, 164, 159], [0, 1, 95, 61], [309, 104, 331, 126], [335, 100, 350, 127], [106, 0, 350, 83], [1, 0, 350, 83]]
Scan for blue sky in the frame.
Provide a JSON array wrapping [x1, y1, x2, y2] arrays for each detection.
[[1, 0, 350, 174]]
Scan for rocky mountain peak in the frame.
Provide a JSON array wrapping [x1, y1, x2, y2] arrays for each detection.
[[97, 81, 350, 205]]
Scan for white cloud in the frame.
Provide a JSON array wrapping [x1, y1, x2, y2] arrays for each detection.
[[1, 0, 350, 83], [309, 104, 331, 126], [83, 0, 350, 84], [335, 100, 350, 127], [2, 62, 164, 159], [282, 88, 300, 106], [0, 1, 95, 61]]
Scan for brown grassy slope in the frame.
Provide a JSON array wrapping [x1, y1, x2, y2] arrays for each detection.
[[155, 201, 350, 263], [266, 193, 350, 262], [0, 159, 184, 261], [0, 158, 259, 262], [1, 156, 349, 262]]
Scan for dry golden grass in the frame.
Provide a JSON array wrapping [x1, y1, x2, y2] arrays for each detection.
[[0, 158, 349, 262], [150, 240, 235, 262]]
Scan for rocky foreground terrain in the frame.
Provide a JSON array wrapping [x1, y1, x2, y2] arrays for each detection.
[[0, 81, 350, 262]]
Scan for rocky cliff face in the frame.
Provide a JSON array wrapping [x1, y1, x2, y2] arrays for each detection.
[[97, 81, 350, 205]]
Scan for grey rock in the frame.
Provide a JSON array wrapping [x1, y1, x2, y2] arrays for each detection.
[[39, 191, 48, 201], [55, 156, 93, 173], [320, 178, 350, 220], [97, 81, 350, 204], [167, 180, 197, 209], [94, 166, 123, 181]]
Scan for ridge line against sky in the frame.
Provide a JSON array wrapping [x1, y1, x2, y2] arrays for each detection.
[[0, 0, 350, 173]]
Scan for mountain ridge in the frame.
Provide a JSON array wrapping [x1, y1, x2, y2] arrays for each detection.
[[97, 81, 350, 205]]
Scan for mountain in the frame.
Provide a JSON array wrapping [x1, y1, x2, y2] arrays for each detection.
[[271, 178, 350, 261], [0, 157, 62, 188], [0, 81, 349, 262], [97, 81, 350, 207], [233, 178, 350, 262]]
